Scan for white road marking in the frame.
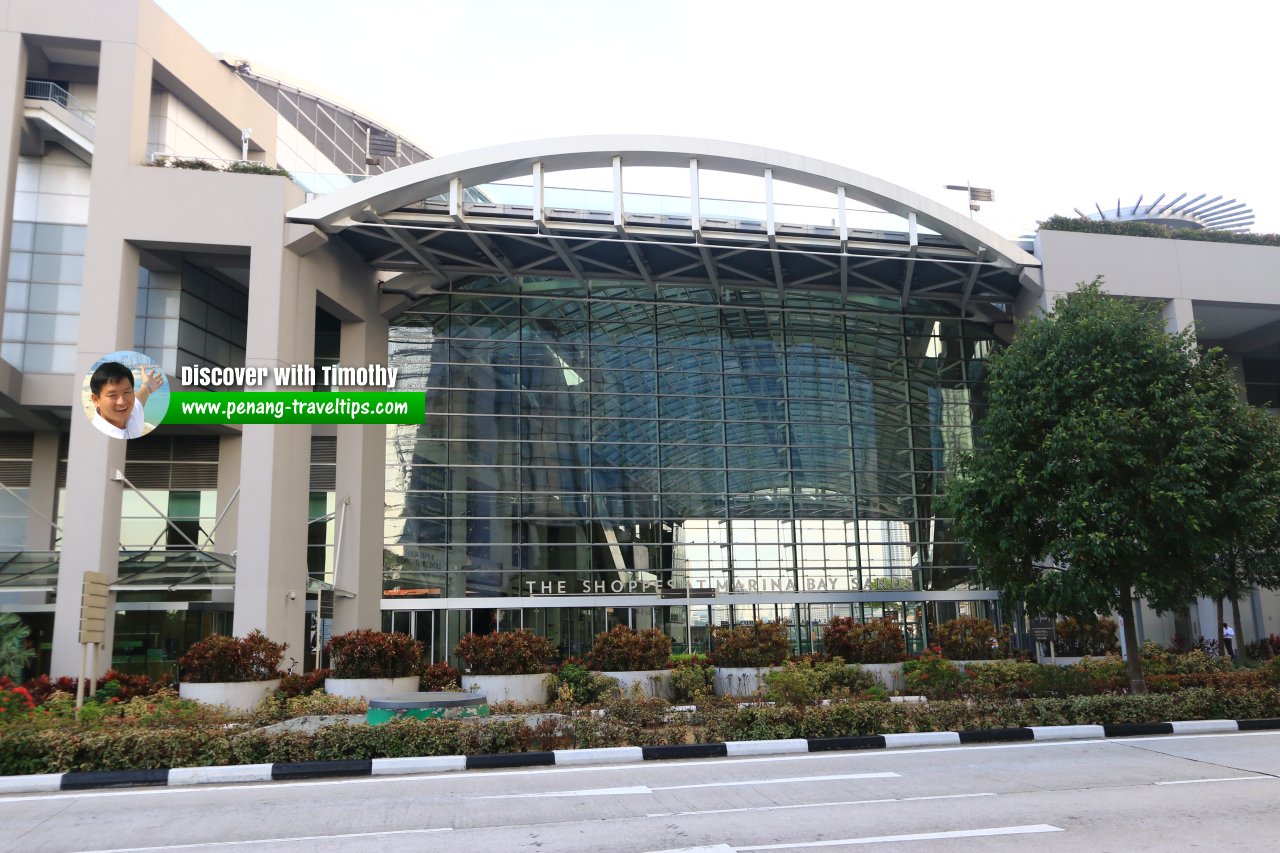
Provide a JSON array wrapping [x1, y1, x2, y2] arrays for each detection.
[[79, 827, 452, 852], [477, 785, 653, 798], [475, 772, 898, 800], [737, 823, 1063, 849], [1155, 775, 1275, 785], [654, 771, 899, 791], [647, 791, 996, 818]]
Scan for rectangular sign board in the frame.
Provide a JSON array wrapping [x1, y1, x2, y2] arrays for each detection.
[[79, 571, 111, 645], [1030, 615, 1056, 643]]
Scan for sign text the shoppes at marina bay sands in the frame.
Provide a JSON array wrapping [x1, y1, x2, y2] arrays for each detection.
[[169, 363, 423, 424]]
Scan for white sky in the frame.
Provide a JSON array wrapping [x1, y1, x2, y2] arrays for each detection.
[[156, 0, 1277, 239]]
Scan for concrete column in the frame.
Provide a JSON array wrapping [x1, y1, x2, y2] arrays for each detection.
[[1162, 297, 1195, 336], [1162, 297, 1219, 648], [213, 433, 240, 554], [0, 32, 27, 322], [232, 242, 314, 660], [52, 40, 153, 677], [24, 432, 59, 550], [332, 316, 389, 634], [1194, 597, 1217, 644]]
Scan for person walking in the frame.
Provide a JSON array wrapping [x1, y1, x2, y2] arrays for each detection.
[[1222, 622, 1236, 661]]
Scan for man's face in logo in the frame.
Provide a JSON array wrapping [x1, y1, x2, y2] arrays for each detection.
[[92, 377, 135, 429]]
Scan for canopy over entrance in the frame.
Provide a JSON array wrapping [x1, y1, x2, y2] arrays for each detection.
[[288, 136, 1040, 319]]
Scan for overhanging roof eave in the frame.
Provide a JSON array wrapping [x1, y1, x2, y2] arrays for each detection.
[[287, 135, 1040, 277]]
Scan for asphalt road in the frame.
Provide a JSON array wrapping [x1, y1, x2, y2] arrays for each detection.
[[3, 731, 1278, 852]]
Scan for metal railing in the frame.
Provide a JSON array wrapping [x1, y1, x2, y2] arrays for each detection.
[[24, 80, 96, 127]]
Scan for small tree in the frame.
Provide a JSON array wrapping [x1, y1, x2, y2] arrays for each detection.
[[1189, 403, 1280, 656], [945, 279, 1248, 693]]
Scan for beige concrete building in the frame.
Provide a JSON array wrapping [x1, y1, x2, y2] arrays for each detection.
[[1, 0, 1276, 678]]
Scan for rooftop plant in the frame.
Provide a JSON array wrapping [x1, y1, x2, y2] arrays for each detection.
[[1038, 214, 1280, 246]]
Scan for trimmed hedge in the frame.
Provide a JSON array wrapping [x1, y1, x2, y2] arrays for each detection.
[[5, 687, 1278, 775], [702, 687, 1280, 742], [0, 717, 538, 775]]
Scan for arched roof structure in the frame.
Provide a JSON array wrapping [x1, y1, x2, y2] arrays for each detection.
[[288, 135, 1040, 316]]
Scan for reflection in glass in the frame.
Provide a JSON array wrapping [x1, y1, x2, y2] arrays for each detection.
[[384, 282, 995, 607]]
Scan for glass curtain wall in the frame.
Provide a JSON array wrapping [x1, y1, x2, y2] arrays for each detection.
[[384, 278, 995, 659]]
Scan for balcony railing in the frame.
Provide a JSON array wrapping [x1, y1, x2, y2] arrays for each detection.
[[24, 80, 95, 127]]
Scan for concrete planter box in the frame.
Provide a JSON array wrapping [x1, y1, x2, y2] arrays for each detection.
[[714, 666, 782, 696], [854, 662, 905, 692], [179, 678, 280, 711], [603, 669, 673, 699], [466, 673, 550, 705], [325, 675, 420, 700]]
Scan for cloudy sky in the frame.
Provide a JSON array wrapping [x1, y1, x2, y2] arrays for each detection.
[[156, 0, 1275, 238]]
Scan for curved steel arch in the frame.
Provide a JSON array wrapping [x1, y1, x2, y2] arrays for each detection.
[[288, 134, 1038, 273]]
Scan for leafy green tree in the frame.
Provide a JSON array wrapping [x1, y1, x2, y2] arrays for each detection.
[[1193, 403, 1280, 656], [944, 279, 1246, 693], [0, 612, 35, 679]]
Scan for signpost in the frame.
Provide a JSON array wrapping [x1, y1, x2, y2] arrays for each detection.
[[76, 571, 110, 714], [1030, 615, 1057, 665]]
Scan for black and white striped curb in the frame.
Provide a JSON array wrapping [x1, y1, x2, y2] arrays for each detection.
[[4, 717, 1277, 795]]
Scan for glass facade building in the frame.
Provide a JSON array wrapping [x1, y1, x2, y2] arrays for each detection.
[[382, 276, 1000, 661]]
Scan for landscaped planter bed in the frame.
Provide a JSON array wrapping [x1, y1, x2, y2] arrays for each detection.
[[324, 676, 420, 701], [465, 673, 549, 705], [178, 679, 281, 711], [4, 685, 1279, 776], [604, 669, 673, 699]]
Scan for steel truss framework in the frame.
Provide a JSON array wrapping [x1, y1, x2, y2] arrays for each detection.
[[288, 137, 1041, 316]]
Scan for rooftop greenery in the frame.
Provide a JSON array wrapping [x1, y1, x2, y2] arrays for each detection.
[[1039, 214, 1280, 247]]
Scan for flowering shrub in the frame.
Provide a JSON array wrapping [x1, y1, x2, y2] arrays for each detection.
[[18, 675, 76, 705], [1054, 616, 1120, 656], [178, 630, 287, 682], [933, 616, 1009, 660], [709, 620, 791, 668], [326, 630, 422, 679], [903, 646, 969, 698], [420, 661, 462, 691], [822, 616, 906, 663], [455, 629, 557, 675], [0, 683, 35, 723], [585, 625, 673, 671]]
